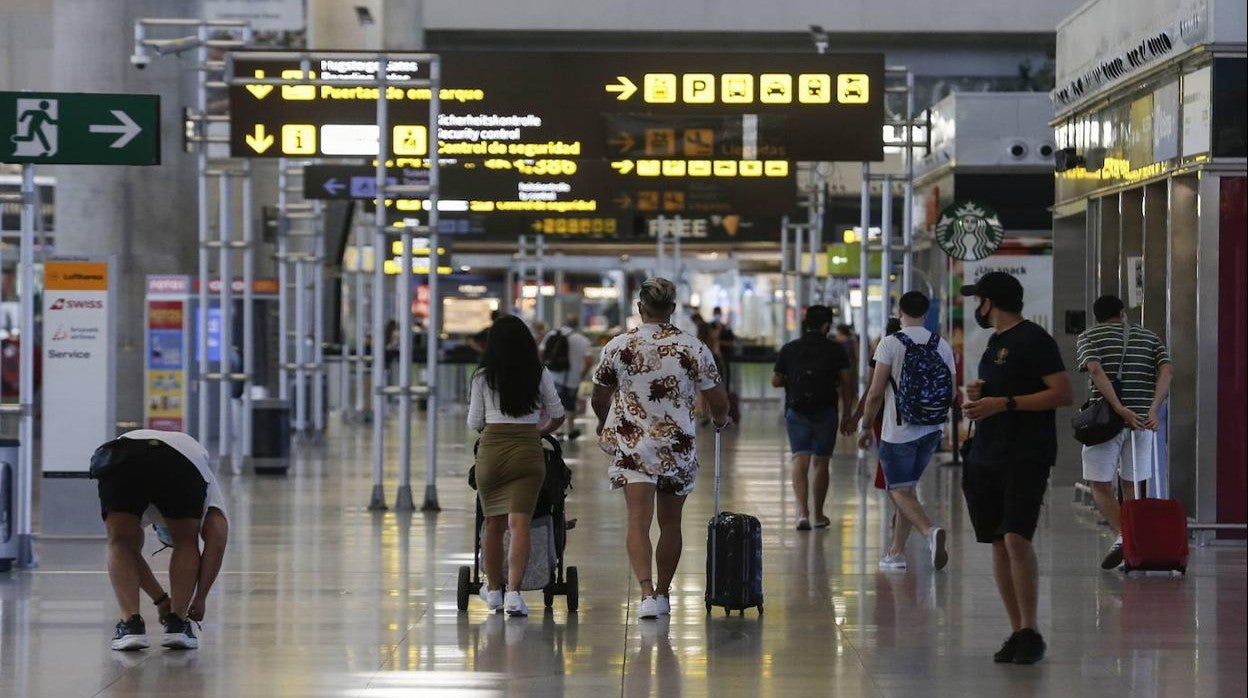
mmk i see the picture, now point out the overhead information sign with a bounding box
[302,161,794,216]
[228,51,884,161]
[1,91,160,166]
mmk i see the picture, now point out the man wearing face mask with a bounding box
[960,272,1073,666]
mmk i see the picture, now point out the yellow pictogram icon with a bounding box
[683,129,714,157]
[760,74,792,104]
[644,128,677,156]
[393,125,427,156]
[643,74,678,103]
[837,73,870,103]
[713,160,738,177]
[636,159,662,177]
[739,160,764,177]
[605,76,638,101]
[683,74,715,103]
[687,160,713,177]
[661,160,686,177]
[663,191,685,212]
[764,160,789,177]
[798,74,831,104]
[245,124,274,154]
[637,190,660,211]
[281,124,316,155]
[246,70,273,100]
[721,74,753,104]
[280,70,316,100]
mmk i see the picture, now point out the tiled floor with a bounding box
[1,408,1244,697]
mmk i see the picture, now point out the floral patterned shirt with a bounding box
[592,323,721,486]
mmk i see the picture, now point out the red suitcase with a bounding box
[1120,431,1188,574]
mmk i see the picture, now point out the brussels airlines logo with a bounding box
[48,298,104,311]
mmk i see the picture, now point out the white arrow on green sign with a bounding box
[0,91,160,165]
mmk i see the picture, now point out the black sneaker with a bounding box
[1011,628,1046,664]
[1100,541,1125,570]
[161,615,199,650]
[567,429,581,442]
[992,632,1019,663]
[111,615,149,651]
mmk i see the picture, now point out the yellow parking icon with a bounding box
[644,74,678,103]
[798,74,831,104]
[760,74,792,104]
[281,124,316,155]
[837,74,870,104]
[393,125,427,156]
[721,74,753,104]
[683,74,715,103]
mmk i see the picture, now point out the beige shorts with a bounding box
[607,463,697,497]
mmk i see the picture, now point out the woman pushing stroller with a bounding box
[468,315,566,616]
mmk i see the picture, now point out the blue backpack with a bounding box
[888,332,954,426]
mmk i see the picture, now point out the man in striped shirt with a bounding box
[1076,295,1173,570]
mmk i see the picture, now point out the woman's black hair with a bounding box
[477,314,542,418]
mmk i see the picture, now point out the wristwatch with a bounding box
[1005,396,1018,411]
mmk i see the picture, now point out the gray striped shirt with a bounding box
[1075,322,1170,414]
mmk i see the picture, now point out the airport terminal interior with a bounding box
[0,1,1245,696]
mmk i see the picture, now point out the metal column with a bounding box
[881,175,893,320]
[241,162,255,461]
[422,57,443,513]
[217,175,234,466]
[779,215,791,343]
[902,71,916,291]
[16,165,37,567]
[858,164,871,397]
[276,159,291,405]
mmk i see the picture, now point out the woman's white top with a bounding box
[467,368,565,431]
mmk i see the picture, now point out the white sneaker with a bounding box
[929,527,949,571]
[657,594,671,616]
[504,591,528,617]
[479,586,503,612]
[638,595,661,620]
[879,553,908,571]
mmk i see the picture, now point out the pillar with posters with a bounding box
[145,276,192,431]
[40,258,115,535]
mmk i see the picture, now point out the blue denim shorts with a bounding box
[878,431,942,489]
[784,408,839,458]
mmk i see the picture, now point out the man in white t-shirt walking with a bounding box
[857,292,957,572]
[541,314,595,441]
[90,430,229,651]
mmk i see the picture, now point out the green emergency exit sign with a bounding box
[0,91,160,165]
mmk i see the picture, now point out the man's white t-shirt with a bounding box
[872,327,957,444]
[542,328,595,389]
[120,429,228,526]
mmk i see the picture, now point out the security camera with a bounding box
[130,53,151,70]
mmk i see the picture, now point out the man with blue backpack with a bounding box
[857,291,956,571]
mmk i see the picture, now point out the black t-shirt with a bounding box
[969,320,1066,467]
[773,333,850,412]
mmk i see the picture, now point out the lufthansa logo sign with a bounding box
[934,201,1005,261]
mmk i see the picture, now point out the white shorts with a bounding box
[1081,429,1156,483]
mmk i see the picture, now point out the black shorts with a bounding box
[961,459,1050,543]
[92,437,208,521]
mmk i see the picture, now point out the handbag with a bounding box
[1071,322,1129,446]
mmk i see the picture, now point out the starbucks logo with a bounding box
[934,201,1005,261]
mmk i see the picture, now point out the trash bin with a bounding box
[0,438,18,572]
[250,399,291,476]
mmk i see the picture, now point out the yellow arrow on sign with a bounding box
[610,160,634,175]
[245,124,274,154]
[246,70,274,100]
[607,131,636,153]
[605,76,638,101]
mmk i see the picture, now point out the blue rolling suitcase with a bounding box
[705,430,764,616]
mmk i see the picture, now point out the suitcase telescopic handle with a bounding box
[710,428,723,601]
[1130,429,1161,500]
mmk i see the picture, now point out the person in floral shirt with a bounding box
[591,277,730,621]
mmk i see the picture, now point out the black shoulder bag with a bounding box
[1071,322,1129,446]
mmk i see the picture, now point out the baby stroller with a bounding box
[458,434,579,612]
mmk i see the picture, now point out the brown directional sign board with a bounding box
[228,51,884,162]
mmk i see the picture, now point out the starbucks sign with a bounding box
[934,201,1005,261]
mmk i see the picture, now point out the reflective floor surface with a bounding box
[2,408,1244,697]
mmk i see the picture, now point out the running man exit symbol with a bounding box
[11,98,58,157]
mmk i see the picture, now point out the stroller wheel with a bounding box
[457,566,471,611]
[566,567,579,612]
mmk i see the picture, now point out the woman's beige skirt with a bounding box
[475,424,544,517]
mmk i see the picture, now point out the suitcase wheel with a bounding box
[705,601,712,615]
[456,566,471,611]
[1178,566,1186,576]
[757,604,764,616]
